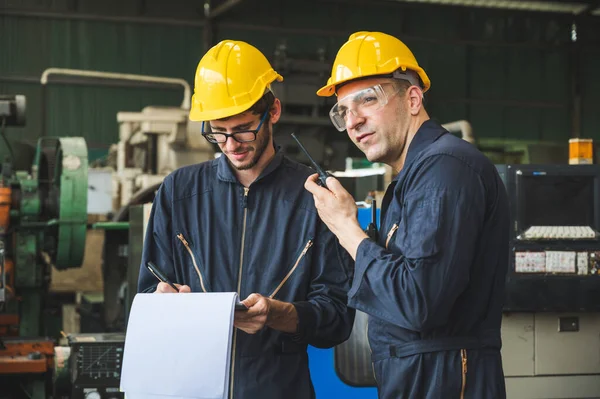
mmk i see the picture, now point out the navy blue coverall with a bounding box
[349,120,510,398]
[138,149,355,399]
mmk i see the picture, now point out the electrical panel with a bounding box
[497,164,600,312]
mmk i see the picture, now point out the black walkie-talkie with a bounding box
[291,133,332,189]
[366,198,378,241]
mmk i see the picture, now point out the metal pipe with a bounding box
[0,8,205,27]
[442,120,475,144]
[40,68,191,110]
[203,0,214,52]
[2,73,574,109]
[41,85,47,136]
[0,75,188,92]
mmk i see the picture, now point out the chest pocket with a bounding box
[381,206,401,250]
[176,233,208,292]
[268,239,313,299]
[385,224,399,249]
[397,196,442,259]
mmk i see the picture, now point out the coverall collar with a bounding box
[395,119,447,181]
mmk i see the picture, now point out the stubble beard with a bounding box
[227,126,270,171]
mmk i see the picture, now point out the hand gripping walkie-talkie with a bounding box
[291,133,332,189]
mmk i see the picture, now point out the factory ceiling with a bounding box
[386,0,600,16]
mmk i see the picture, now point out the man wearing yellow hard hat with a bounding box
[138,40,355,399]
[305,31,510,398]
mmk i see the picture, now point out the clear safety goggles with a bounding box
[329,83,400,132]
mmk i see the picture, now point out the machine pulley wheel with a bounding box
[35,137,88,269]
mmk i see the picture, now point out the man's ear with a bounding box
[270,98,282,124]
[408,86,423,116]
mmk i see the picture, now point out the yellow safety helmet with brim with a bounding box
[316,31,431,97]
[189,40,283,121]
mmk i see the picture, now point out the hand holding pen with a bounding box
[155,282,191,293]
[146,261,191,293]
[147,261,246,310]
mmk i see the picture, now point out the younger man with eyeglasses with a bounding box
[137,40,355,399]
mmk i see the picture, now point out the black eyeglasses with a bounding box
[201,109,269,144]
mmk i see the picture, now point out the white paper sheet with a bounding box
[120,292,238,399]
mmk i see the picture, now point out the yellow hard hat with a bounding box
[317,31,431,97]
[189,40,283,121]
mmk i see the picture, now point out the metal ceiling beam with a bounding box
[321,0,600,17]
[1,6,598,47]
[579,0,600,14]
[388,0,592,14]
[207,0,244,19]
[0,8,205,27]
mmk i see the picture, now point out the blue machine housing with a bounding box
[307,206,379,398]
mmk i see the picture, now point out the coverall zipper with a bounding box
[460,349,468,399]
[268,240,313,298]
[230,186,250,399]
[385,224,399,249]
[176,233,207,292]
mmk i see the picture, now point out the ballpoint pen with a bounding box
[145,261,179,292]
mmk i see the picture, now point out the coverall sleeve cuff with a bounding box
[287,301,316,343]
[141,284,157,293]
[348,238,377,300]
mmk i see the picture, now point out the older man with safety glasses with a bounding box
[138,39,355,399]
[304,31,510,399]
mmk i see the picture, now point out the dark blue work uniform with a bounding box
[138,149,355,399]
[349,120,509,398]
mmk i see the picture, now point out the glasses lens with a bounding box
[329,110,348,132]
[201,117,261,143]
[344,86,384,115]
[232,131,257,143]
[329,85,388,131]
[204,133,226,143]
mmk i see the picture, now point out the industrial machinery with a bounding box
[111,105,214,211]
[35,68,215,337]
[102,105,215,333]
[0,94,89,398]
[37,68,215,215]
[53,333,125,399]
[497,164,600,398]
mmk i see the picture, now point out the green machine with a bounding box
[0,94,89,398]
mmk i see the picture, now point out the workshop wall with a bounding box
[1,0,599,160]
[0,11,199,160]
